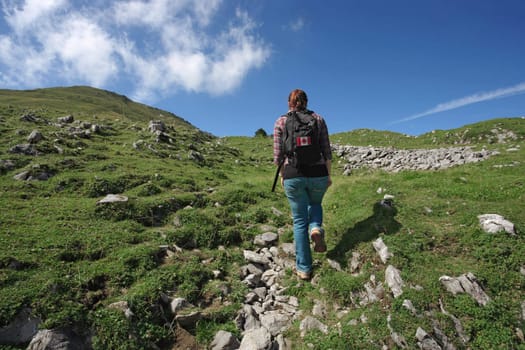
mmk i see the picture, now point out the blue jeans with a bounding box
[283,176,329,274]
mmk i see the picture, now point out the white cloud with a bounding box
[0,0,270,99]
[47,16,118,86]
[4,0,66,32]
[289,17,305,32]
[392,82,525,124]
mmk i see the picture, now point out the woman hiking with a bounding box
[273,89,332,280]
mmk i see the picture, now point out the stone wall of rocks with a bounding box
[332,144,499,174]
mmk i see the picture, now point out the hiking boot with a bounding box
[310,228,327,253]
[296,270,311,280]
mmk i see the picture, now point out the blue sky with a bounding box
[1,0,524,137]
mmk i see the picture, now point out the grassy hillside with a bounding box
[0,87,524,349]
[0,86,194,129]
[331,117,525,148]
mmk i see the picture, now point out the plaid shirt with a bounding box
[273,111,332,165]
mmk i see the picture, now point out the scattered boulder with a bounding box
[385,265,404,298]
[108,301,134,319]
[57,115,74,124]
[299,316,328,337]
[478,214,516,235]
[9,144,38,156]
[27,130,44,144]
[26,328,89,350]
[175,311,202,331]
[96,194,128,204]
[415,327,442,350]
[439,272,490,306]
[349,251,363,275]
[387,314,408,349]
[254,232,278,247]
[188,150,204,162]
[373,237,393,264]
[170,297,192,315]
[0,308,41,345]
[20,113,39,123]
[148,120,165,133]
[0,159,16,173]
[13,164,54,181]
[360,275,385,305]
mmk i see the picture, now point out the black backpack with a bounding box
[282,110,322,167]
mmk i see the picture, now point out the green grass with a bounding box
[1,87,524,349]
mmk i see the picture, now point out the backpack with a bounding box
[282,110,322,167]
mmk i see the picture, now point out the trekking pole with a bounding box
[271,160,283,192]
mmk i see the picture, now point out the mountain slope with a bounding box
[0,86,194,129]
[0,87,523,349]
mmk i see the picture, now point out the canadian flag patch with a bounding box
[296,136,312,147]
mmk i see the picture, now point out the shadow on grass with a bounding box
[327,200,402,267]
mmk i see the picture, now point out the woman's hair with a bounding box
[288,89,308,110]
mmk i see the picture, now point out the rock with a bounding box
[28,130,44,144]
[271,207,284,216]
[260,311,290,336]
[26,328,88,350]
[299,316,328,338]
[13,170,31,181]
[385,265,404,298]
[274,334,292,350]
[170,297,192,315]
[373,237,393,264]
[361,277,385,305]
[243,273,261,288]
[281,243,295,256]
[20,113,39,122]
[58,115,74,123]
[243,250,270,266]
[0,308,41,345]
[349,251,362,274]
[236,304,261,331]
[477,214,516,235]
[415,327,442,350]
[261,269,279,287]
[91,124,102,133]
[0,159,15,173]
[387,314,408,349]
[439,272,490,306]
[254,232,279,247]
[402,299,418,316]
[240,264,265,279]
[148,120,165,133]
[438,299,470,345]
[259,224,277,233]
[96,194,128,204]
[312,300,327,317]
[332,144,496,173]
[210,330,240,350]
[516,327,524,343]
[239,327,272,350]
[108,301,134,319]
[9,143,38,155]
[188,150,204,162]
[175,311,202,330]
[327,259,342,271]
